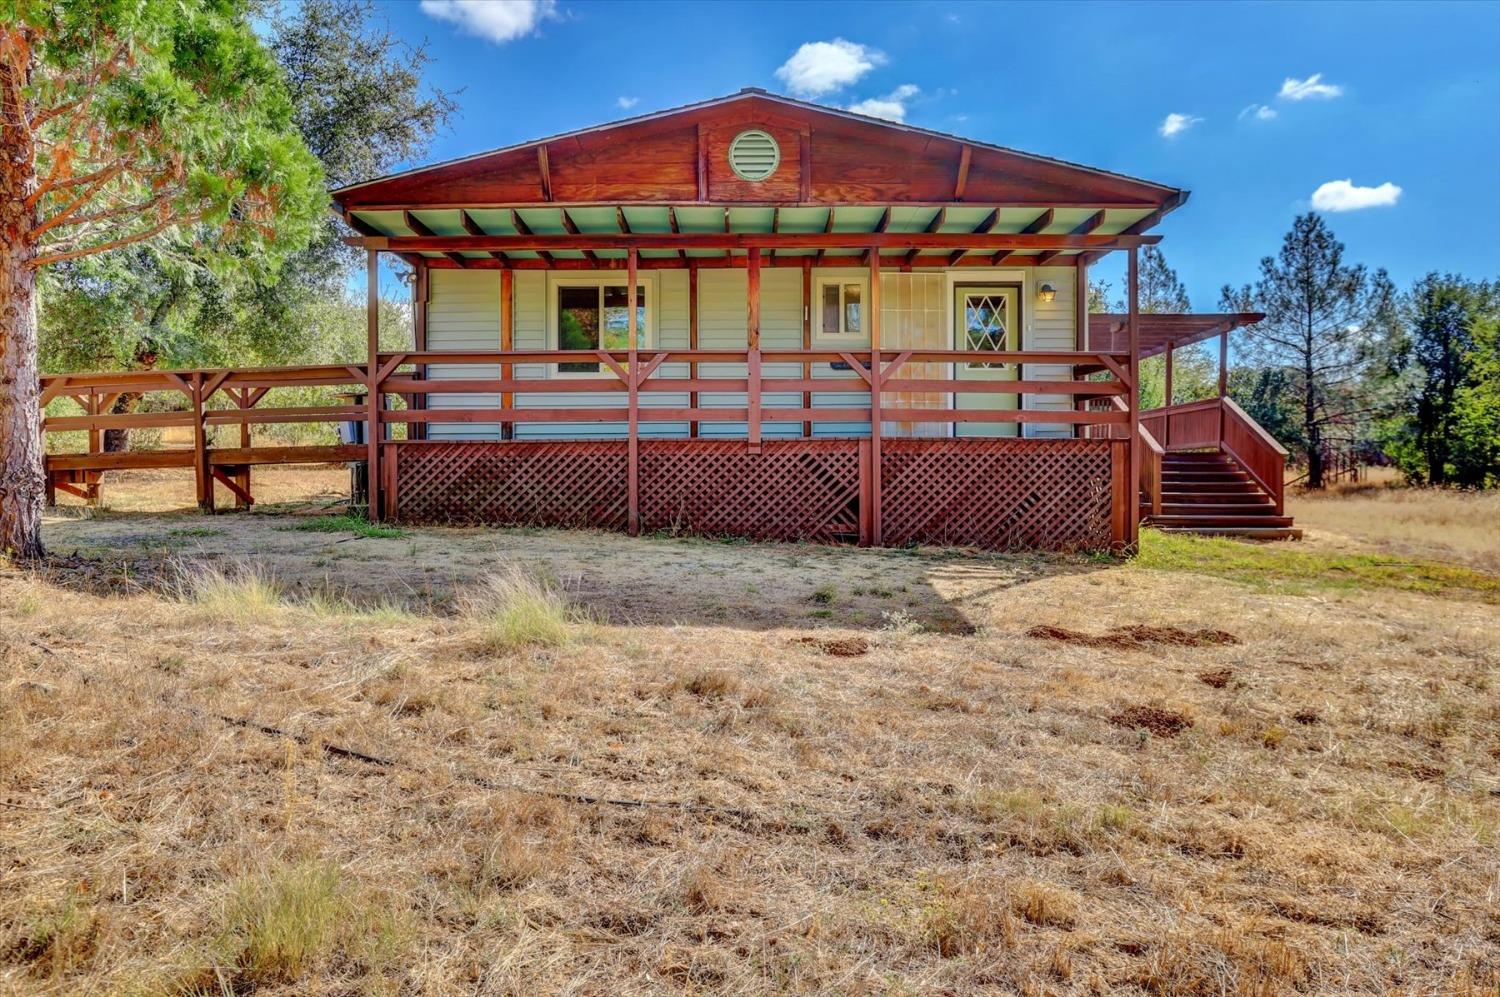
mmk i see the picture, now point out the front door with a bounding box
[954,285,1021,437]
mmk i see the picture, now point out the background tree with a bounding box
[36,0,455,393]
[1,0,325,558]
[1377,273,1499,486]
[1220,213,1395,488]
[1108,246,1215,409]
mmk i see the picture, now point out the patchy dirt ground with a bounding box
[2,466,1497,994]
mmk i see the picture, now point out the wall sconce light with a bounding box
[1037,282,1057,303]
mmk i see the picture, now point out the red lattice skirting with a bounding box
[385,438,1125,551]
[880,439,1118,552]
[387,440,629,529]
[639,440,862,542]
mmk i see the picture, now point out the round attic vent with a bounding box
[728,129,780,182]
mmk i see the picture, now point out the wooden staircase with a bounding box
[1147,450,1301,540]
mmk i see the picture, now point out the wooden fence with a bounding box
[41,346,1140,548]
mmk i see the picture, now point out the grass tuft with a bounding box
[463,565,582,652]
[175,559,285,622]
[213,861,405,986]
[289,514,406,539]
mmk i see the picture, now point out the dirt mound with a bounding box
[1109,705,1194,738]
[1026,624,1238,650]
[795,636,869,658]
[1198,668,1235,689]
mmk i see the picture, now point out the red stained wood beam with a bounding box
[403,210,468,268]
[954,144,972,201]
[559,208,599,265]
[1037,209,1106,266]
[537,145,552,201]
[367,230,1160,253]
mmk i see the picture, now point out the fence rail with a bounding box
[40,347,1138,532]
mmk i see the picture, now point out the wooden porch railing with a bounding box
[1137,396,1288,515]
[40,364,368,510]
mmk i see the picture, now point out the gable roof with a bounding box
[332,89,1187,216]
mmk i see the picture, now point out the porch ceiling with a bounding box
[349,204,1160,265]
[1088,312,1265,359]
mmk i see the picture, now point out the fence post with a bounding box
[192,372,213,513]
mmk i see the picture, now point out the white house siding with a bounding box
[1023,266,1077,439]
[424,269,500,440]
[418,264,1078,442]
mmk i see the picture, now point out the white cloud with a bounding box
[1239,103,1278,121]
[616,96,639,110]
[1158,112,1202,138]
[1311,179,1402,212]
[419,0,556,44]
[1278,73,1344,101]
[848,84,919,122]
[775,38,885,97]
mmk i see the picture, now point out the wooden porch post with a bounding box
[1126,247,1141,547]
[365,249,381,520]
[500,267,514,441]
[801,258,812,438]
[746,246,761,453]
[1074,259,1088,438]
[1163,339,1174,447]
[688,262,699,438]
[412,263,428,442]
[627,248,640,534]
[869,247,883,547]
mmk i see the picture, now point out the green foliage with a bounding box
[1219,214,1397,487]
[33,0,455,378]
[18,0,326,272]
[1227,366,1305,452]
[1377,274,1499,487]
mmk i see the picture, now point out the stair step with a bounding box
[1157,526,1304,541]
[1163,469,1249,478]
[1151,514,1295,528]
[1160,502,1275,515]
[1161,492,1267,503]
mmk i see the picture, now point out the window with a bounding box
[960,290,1017,370]
[555,282,648,374]
[816,278,866,342]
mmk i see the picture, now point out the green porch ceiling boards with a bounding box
[346,204,1160,264]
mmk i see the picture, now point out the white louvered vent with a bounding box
[727,129,780,182]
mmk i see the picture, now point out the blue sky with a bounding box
[371,0,1500,305]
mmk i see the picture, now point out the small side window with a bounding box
[816,279,868,342]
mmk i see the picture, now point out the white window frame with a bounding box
[812,275,870,346]
[546,272,658,378]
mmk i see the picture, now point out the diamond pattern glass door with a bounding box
[963,293,1011,369]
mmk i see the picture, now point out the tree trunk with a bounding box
[1304,360,1323,490]
[0,29,44,559]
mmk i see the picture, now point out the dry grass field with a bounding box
[2,466,1497,995]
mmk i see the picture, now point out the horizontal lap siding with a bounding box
[419,265,1078,443]
[697,269,803,439]
[1024,267,1075,438]
[515,271,690,440]
[426,270,500,440]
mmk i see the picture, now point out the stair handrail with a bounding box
[1219,396,1287,515]
[1106,394,1163,517]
